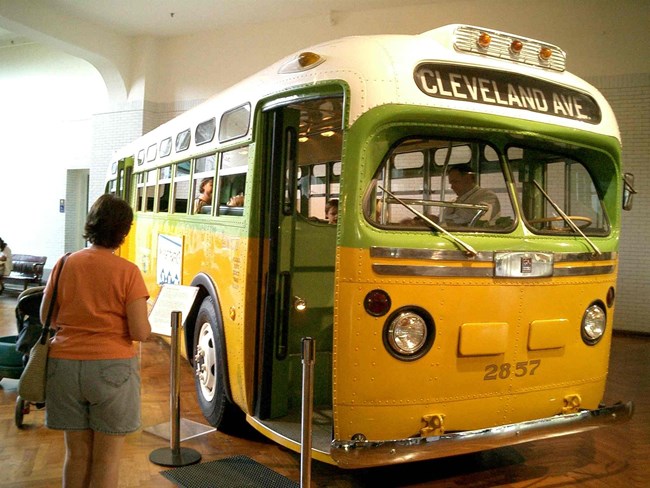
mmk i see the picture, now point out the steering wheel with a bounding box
[527,215,592,231]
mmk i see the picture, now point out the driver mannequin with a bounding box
[442,164,500,226]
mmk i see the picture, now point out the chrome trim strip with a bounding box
[372,263,615,277]
[553,265,616,276]
[554,252,616,262]
[372,264,493,277]
[370,248,617,277]
[330,401,633,468]
[371,247,615,263]
[370,247,494,261]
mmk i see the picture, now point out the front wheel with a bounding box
[192,297,243,431]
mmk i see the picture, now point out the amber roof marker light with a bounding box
[453,25,567,71]
[510,39,524,55]
[539,46,553,62]
[298,52,321,68]
[278,51,325,74]
[477,32,492,49]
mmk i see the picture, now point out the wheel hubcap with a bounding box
[195,321,217,401]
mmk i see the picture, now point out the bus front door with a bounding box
[257,106,300,419]
[257,99,339,421]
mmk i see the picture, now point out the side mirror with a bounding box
[623,173,636,211]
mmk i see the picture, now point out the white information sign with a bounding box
[149,284,199,336]
[156,234,183,285]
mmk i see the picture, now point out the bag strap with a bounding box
[39,253,70,345]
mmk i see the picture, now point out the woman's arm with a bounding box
[126,297,152,341]
[39,288,54,325]
[40,264,59,325]
[39,254,68,325]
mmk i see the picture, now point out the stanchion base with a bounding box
[145,418,216,442]
[149,446,202,467]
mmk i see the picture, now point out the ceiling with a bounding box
[0,0,438,41]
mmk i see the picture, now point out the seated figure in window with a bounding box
[227,193,244,207]
[194,177,213,214]
[217,173,246,215]
[325,198,338,224]
[222,173,246,207]
[441,164,500,226]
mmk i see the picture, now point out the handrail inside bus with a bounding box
[532,180,601,255]
[379,186,478,256]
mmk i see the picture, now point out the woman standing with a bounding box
[41,194,151,488]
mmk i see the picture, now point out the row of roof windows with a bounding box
[136,104,251,166]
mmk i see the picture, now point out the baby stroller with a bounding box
[0,286,47,427]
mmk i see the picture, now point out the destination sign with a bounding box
[414,63,601,124]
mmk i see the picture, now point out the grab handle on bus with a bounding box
[276,271,291,360]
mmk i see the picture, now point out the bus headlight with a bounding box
[383,307,434,360]
[581,302,606,345]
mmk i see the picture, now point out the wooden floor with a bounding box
[0,289,648,487]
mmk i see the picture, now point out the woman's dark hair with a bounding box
[83,194,133,249]
[0,237,5,251]
[199,177,213,193]
[326,198,339,212]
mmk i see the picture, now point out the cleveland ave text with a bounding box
[415,63,601,124]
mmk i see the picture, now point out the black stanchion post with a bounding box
[149,311,202,467]
[300,337,315,487]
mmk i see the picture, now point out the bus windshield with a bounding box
[365,138,515,231]
[507,146,609,236]
[364,138,609,236]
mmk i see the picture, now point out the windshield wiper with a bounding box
[378,186,478,256]
[532,180,601,255]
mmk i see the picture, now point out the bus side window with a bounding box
[157,166,172,213]
[192,154,216,215]
[135,173,145,211]
[217,147,248,216]
[297,161,340,222]
[218,173,246,216]
[173,179,190,213]
[173,160,191,214]
[145,170,156,212]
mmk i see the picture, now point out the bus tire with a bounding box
[192,297,242,431]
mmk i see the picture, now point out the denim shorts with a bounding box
[45,356,141,434]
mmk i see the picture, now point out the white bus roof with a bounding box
[110,24,619,172]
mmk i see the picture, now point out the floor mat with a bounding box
[160,455,299,488]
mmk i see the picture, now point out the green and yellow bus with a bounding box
[107,24,634,467]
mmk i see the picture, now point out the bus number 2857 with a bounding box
[483,360,541,381]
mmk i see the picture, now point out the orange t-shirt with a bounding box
[47,247,150,360]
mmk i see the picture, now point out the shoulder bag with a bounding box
[17,254,68,403]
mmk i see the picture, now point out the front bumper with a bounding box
[331,401,633,468]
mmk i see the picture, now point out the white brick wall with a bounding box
[89,99,204,207]
[588,74,650,333]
